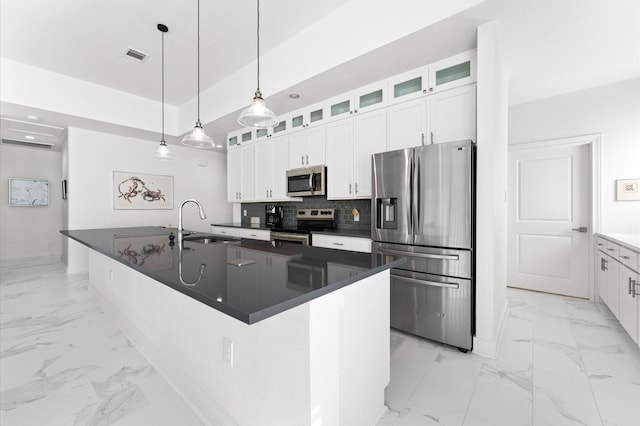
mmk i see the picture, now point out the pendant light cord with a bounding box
[197,0,201,121]
[161,29,165,141]
[256,0,260,93]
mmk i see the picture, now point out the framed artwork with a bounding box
[9,178,49,206]
[616,178,640,201]
[113,171,173,210]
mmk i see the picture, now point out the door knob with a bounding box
[571,227,588,232]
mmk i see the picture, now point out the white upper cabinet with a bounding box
[326,110,387,199]
[254,136,293,201]
[288,126,326,168]
[326,119,355,199]
[428,49,477,94]
[388,97,427,150]
[355,80,388,113]
[388,66,429,104]
[326,93,355,123]
[227,49,478,203]
[428,84,476,144]
[353,109,387,197]
[227,144,255,202]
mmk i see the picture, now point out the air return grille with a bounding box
[125,48,148,62]
[2,139,54,149]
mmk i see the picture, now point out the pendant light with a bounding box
[182,0,214,148]
[154,23,176,160]
[237,0,278,128]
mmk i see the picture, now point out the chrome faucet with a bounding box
[178,198,207,240]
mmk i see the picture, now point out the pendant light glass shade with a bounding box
[154,140,176,160]
[238,0,277,129]
[238,90,278,128]
[182,120,214,148]
[182,0,214,148]
[154,24,175,161]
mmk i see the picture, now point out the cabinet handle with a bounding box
[602,258,608,271]
[221,231,227,234]
[266,189,269,198]
[354,109,358,113]
[421,133,425,146]
[606,248,615,251]
[430,131,434,144]
[250,234,257,237]
[333,242,344,246]
[269,189,273,198]
[429,87,434,92]
[301,155,304,165]
[355,182,358,194]
[629,277,634,296]
[621,255,630,259]
[306,155,309,164]
[349,183,352,194]
[571,227,588,232]
[597,243,604,246]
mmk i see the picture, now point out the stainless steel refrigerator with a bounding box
[372,140,475,351]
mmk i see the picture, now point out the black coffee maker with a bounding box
[265,205,283,228]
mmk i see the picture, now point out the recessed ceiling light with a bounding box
[27,115,40,121]
[216,144,223,148]
[287,93,300,99]
[25,135,35,140]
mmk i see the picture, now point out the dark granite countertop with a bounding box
[211,223,372,238]
[61,227,402,325]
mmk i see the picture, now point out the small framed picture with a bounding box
[616,179,640,201]
[9,178,49,206]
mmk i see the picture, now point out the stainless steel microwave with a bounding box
[286,165,326,197]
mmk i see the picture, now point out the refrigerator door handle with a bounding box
[415,154,421,235]
[407,154,414,236]
[392,274,460,289]
[378,247,459,260]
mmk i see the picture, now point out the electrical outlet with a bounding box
[223,337,234,367]
[243,209,247,217]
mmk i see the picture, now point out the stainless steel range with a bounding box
[270,208,336,246]
[372,140,475,352]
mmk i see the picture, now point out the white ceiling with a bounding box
[1,0,638,148]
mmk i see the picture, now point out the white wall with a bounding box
[509,78,640,233]
[474,21,509,357]
[0,144,63,260]
[65,127,232,273]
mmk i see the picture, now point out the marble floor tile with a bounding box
[3,259,640,426]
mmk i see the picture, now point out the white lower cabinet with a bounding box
[595,234,640,346]
[211,226,270,241]
[326,109,387,199]
[312,234,372,253]
[620,266,639,344]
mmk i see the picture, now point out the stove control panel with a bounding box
[296,208,335,220]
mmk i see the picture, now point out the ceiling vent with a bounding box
[125,47,148,62]
[2,138,55,149]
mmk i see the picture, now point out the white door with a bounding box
[507,143,590,298]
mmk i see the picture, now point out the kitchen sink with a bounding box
[183,235,235,244]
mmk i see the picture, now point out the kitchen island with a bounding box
[61,227,403,426]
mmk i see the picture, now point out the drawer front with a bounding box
[312,234,372,253]
[596,236,608,252]
[620,246,640,273]
[605,240,620,258]
[373,242,472,279]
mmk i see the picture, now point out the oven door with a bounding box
[270,232,310,246]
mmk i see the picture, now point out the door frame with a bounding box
[508,133,602,300]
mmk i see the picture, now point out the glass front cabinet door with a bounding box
[428,49,477,94]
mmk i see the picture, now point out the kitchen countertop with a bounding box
[596,233,640,252]
[211,222,373,238]
[61,227,402,324]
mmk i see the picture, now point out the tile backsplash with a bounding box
[241,197,371,231]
